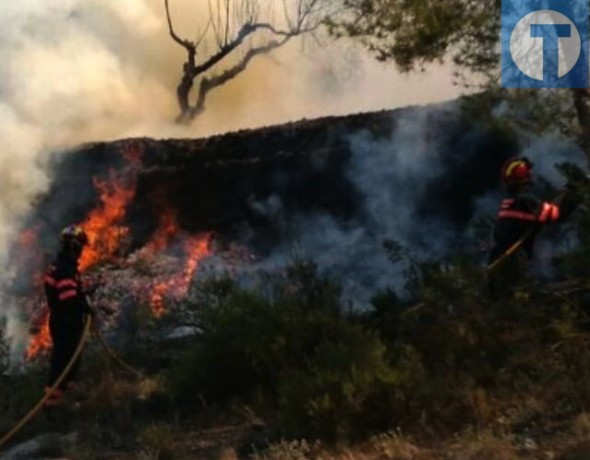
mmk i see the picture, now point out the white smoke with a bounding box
[0,0,171,359]
[223,103,462,303]
[0,0,462,362]
[222,103,588,305]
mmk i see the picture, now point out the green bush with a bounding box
[278,323,399,440]
[166,262,344,411]
[162,248,590,443]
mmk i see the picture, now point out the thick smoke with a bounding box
[220,103,587,305]
[227,103,464,302]
[0,0,460,358]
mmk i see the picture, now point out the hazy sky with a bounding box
[0,0,466,144]
[144,0,465,136]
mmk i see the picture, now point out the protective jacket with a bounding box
[44,251,90,318]
[488,189,579,265]
[487,187,580,299]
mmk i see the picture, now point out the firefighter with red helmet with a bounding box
[488,157,580,298]
[41,225,94,406]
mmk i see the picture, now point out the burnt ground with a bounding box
[32,102,515,257]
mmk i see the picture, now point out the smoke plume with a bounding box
[0,0,458,359]
[224,104,587,304]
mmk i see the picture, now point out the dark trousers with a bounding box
[47,313,84,390]
[488,250,529,301]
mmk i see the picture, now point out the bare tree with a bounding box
[165,0,331,123]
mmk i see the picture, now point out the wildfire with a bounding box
[146,209,178,253]
[148,215,213,317]
[25,143,142,359]
[183,236,211,288]
[25,311,51,360]
[22,142,218,359]
[79,142,142,272]
[79,176,135,272]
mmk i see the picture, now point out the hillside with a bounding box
[1,101,590,459]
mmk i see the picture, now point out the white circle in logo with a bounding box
[510,9,581,81]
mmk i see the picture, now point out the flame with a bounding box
[79,144,142,272]
[78,176,134,272]
[22,142,218,358]
[149,232,212,318]
[26,310,51,360]
[183,235,211,287]
[146,208,178,253]
[15,226,49,360]
[26,143,142,359]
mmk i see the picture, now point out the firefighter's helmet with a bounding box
[501,157,533,185]
[60,225,88,247]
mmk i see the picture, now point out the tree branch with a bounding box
[169,0,329,123]
[164,0,195,50]
[190,35,293,119]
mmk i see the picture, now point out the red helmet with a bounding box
[501,157,533,185]
[60,225,88,247]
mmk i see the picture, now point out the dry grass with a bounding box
[442,431,519,460]
[251,439,321,460]
[572,413,590,441]
[214,447,239,460]
[250,433,425,460]
[79,371,163,411]
[137,423,178,460]
[365,431,422,460]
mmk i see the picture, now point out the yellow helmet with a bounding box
[60,225,88,247]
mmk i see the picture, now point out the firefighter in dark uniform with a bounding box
[488,157,580,299]
[42,225,93,406]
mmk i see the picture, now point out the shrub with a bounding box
[251,439,321,460]
[137,423,177,460]
[278,323,399,440]
[166,262,344,411]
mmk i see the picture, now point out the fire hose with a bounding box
[0,315,93,450]
[93,330,142,379]
[487,190,566,273]
[404,191,570,316]
[0,314,143,450]
[486,225,537,272]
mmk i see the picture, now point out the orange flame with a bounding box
[26,310,51,360]
[78,175,135,272]
[183,235,212,288]
[149,232,212,318]
[26,143,142,359]
[15,226,50,360]
[146,209,178,253]
[79,144,142,272]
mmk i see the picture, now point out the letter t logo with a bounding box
[530,24,571,82]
